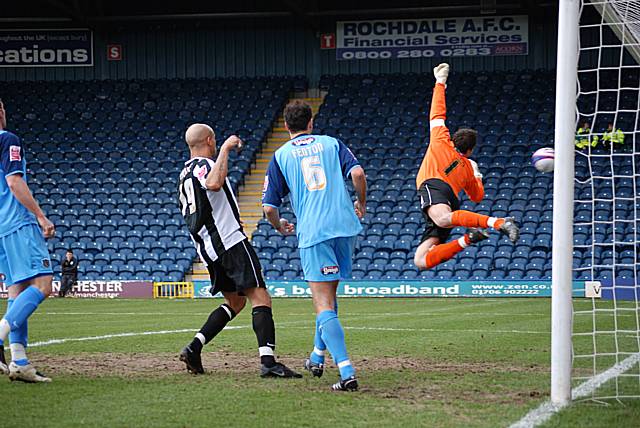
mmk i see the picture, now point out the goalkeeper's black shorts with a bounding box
[418,178,460,243]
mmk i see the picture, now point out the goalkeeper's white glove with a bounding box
[433,63,449,84]
[469,159,483,179]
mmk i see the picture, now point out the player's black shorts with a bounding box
[417,178,460,243]
[207,239,266,296]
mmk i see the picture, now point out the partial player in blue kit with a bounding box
[0,99,56,383]
[262,100,367,391]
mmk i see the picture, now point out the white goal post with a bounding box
[552,0,640,407]
[551,0,580,407]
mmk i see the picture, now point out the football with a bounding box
[531,147,555,172]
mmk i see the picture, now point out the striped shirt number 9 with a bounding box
[301,155,326,191]
[180,178,197,215]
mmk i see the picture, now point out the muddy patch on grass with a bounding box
[354,357,548,405]
[29,351,277,378]
[28,352,546,404]
[360,383,548,406]
[356,356,547,374]
[31,351,543,376]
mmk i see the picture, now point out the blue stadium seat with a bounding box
[6,73,629,282]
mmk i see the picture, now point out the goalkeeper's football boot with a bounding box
[260,362,302,378]
[179,345,204,375]
[303,358,324,378]
[8,362,51,383]
[499,217,520,243]
[331,375,358,392]
[0,345,8,375]
[467,228,490,244]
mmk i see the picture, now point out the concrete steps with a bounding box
[234,95,323,239]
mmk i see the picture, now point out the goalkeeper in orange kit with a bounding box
[413,63,520,270]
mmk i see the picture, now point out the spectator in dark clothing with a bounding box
[59,249,78,298]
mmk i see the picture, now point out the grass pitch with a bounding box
[1,297,639,427]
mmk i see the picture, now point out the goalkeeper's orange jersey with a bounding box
[415,82,484,203]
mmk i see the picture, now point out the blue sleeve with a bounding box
[337,139,360,179]
[262,157,289,208]
[0,133,24,178]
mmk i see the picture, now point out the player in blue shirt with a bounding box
[262,100,367,391]
[0,99,55,383]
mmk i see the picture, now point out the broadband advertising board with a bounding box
[336,15,528,60]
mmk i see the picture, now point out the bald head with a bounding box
[185,123,215,148]
[185,123,216,159]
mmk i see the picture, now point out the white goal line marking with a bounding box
[28,327,244,348]
[25,302,519,348]
[509,352,640,428]
[27,319,315,348]
[32,311,548,317]
[37,312,219,316]
[35,311,549,317]
[28,322,552,349]
[33,299,518,319]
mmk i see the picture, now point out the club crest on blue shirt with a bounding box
[42,259,50,268]
[321,265,339,275]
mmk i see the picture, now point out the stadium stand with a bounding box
[1,70,635,283]
[0,77,302,281]
[252,70,639,282]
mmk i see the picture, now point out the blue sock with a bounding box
[318,310,355,380]
[4,286,45,332]
[7,299,28,348]
[309,299,340,364]
[309,317,326,365]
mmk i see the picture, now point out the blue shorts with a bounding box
[0,223,52,287]
[300,236,356,282]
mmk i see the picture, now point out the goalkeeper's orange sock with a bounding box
[425,235,470,269]
[451,210,504,230]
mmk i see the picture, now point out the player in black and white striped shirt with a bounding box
[177,123,300,379]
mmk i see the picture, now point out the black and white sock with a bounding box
[190,304,236,353]
[252,306,276,367]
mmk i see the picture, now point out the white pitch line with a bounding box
[36,312,215,316]
[27,319,313,348]
[29,326,245,348]
[32,300,522,319]
[509,352,640,428]
[31,297,516,319]
[27,321,552,349]
[35,311,549,317]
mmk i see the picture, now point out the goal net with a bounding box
[572,0,640,402]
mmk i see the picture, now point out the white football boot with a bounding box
[8,362,51,383]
